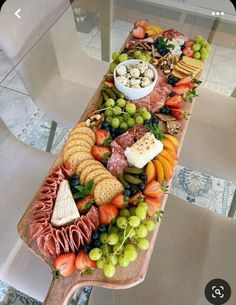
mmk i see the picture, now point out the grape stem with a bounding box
[92,107,126,115]
[113,226,134,256]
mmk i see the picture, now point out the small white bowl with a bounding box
[114,59,158,100]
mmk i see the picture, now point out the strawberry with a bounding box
[144,197,161,217]
[129,191,144,205]
[183,47,194,57]
[175,76,193,86]
[170,108,190,121]
[184,41,193,48]
[99,204,118,225]
[165,95,183,108]
[95,129,112,146]
[53,253,75,277]
[76,195,94,214]
[134,20,146,29]
[75,250,96,273]
[132,26,145,39]
[104,80,114,88]
[111,193,128,209]
[91,145,111,162]
[171,84,190,95]
[143,181,164,199]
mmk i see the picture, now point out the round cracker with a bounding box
[94,178,124,205]
[80,164,105,184]
[68,133,94,147]
[68,152,93,171]
[76,160,103,175]
[64,138,91,150]
[92,174,115,192]
[69,126,95,141]
[85,169,111,185]
[63,145,91,161]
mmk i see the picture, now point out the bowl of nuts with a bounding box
[114,59,158,100]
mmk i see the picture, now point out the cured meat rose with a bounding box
[134,69,171,112]
[107,141,128,177]
[115,131,134,149]
[129,125,148,141]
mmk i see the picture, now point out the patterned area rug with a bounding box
[1,166,235,305]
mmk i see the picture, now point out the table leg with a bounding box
[46,120,57,153]
[228,189,236,218]
[100,0,113,62]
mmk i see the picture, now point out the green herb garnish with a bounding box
[185,88,198,103]
[145,121,164,141]
[73,180,94,199]
[156,37,174,49]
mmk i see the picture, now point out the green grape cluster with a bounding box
[104,98,151,130]
[88,202,156,278]
[192,35,211,60]
[110,50,152,72]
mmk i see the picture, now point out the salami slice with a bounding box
[44,233,59,257]
[76,221,90,245]
[61,161,73,178]
[37,195,53,205]
[115,131,134,149]
[55,229,69,254]
[87,206,100,229]
[43,177,58,189]
[29,223,44,240]
[68,224,83,251]
[107,141,128,177]
[64,226,76,253]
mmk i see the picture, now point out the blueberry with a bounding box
[70,179,80,187]
[151,116,159,124]
[169,92,176,97]
[160,107,166,114]
[140,173,147,180]
[130,185,139,195]
[165,106,171,114]
[92,231,99,240]
[173,77,180,83]
[138,183,145,190]
[83,245,91,253]
[168,75,174,81]
[92,239,101,247]
[98,225,107,233]
[101,121,110,129]
[111,132,116,139]
[123,189,131,197]
[144,119,151,125]
[70,174,79,180]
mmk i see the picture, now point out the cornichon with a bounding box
[97,94,104,108]
[118,174,130,188]
[101,91,109,101]
[112,87,125,98]
[124,174,143,185]
[124,167,144,174]
[106,88,117,100]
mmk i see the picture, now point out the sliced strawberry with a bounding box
[143,181,164,199]
[134,20,146,29]
[165,95,183,108]
[132,26,145,39]
[111,193,128,209]
[91,145,111,162]
[183,47,194,57]
[171,84,189,95]
[170,108,190,121]
[76,195,94,214]
[53,253,75,277]
[75,250,96,273]
[144,197,161,217]
[175,76,193,86]
[129,191,144,205]
[95,129,112,146]
[99,204,118,225]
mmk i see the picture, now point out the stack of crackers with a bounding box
[77,160,124,205]
[63,122,95,171]
[172,56,203,78]
[63,121,124,204]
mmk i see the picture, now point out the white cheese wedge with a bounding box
[124,132,163,168]
[51,180,80,227]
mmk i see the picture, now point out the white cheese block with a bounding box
[51,180,80,227]
[124,132,163,168]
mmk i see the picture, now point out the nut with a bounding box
[90,114,101,121]
[85,119,91,126]
[164,69,171,74]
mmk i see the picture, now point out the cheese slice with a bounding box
[51,180,80,227]
[124,132,163,168]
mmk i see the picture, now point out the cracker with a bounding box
[69,127,95,142]
[182,56,203,68]
[63,145,91,161]
[68,152,93,171]
[177,61,199,72]
[93,173,114,187]
[80,165,105,184]
[85,169,112,185]
[172,69,187,79]
[68,133,94,147]
[175,65,192,75]
[64,139,91,150]
[94,178,124,205]
[76,160,103,175]
[75,122,87,128]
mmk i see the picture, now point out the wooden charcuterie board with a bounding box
[17,29,199,305]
